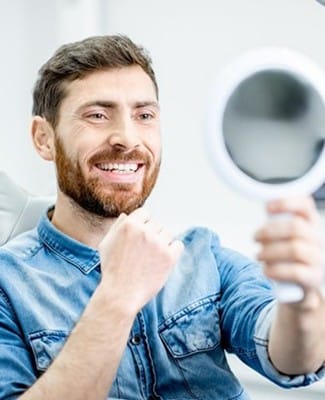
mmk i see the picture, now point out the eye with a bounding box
[90,112,106,120]
[84,111,109,123]
[139,112,154,121]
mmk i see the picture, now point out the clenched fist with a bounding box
[98,207,184,315]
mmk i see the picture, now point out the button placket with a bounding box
[128,311,159,399]
[130,334,141,345]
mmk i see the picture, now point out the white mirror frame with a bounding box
[206,47,325,201]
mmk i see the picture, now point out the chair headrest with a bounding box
[0,172,54,246]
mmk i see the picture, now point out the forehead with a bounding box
[61,66,158,109]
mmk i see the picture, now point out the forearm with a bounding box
[269,292,325,375]
[20,283,135,400]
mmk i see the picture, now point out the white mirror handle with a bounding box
[274,281,304,303]
[268,212,304,303]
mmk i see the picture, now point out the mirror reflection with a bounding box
[223,70,325,183]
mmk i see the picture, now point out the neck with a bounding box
[51,192,117,248]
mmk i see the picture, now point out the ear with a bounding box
[31,116,55,161]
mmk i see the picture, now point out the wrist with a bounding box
[291,289,324,312]
[94,281,139,321]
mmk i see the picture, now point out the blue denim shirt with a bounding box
[0,213,324,399]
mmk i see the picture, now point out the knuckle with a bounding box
[123,219,138,234]
[290,240,303,259]
[307,196,316,211]
[311,247,322,266]
[291,267,304,284]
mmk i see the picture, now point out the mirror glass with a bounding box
[223,70,325,184]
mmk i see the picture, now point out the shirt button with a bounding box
[130,335,141,345]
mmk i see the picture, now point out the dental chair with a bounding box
[0,171,54,246]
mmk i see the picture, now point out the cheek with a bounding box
[56,140,82,171]
[146,133,162,160]
[154,143,162,165]
[68,136,93,165]
[76,149,93,172]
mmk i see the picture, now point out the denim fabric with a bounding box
[0,213,324,399]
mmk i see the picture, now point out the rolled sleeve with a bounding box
[254,300,325,388]
[0,289,36,399]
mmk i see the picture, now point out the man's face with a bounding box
[53,66,161,217]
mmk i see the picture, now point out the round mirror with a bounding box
[206,48,325,201]
[206,48,325,302]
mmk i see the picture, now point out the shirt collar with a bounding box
[37,209,100,274]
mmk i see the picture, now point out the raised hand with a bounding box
[98,207,184,314]
[255,197,324,302]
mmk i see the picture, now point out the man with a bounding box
[0,35,324,400]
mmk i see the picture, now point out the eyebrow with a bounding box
[77,100,160,112]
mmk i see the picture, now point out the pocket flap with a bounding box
[159,297,220,358]
[29,330,69,371]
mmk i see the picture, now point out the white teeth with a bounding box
[97,162,138,173]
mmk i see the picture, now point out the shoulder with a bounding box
[0,228,45,296]
[178,225,260,275]
[178,226,250,262]
[177,226,220,247]
[0,228,42,261]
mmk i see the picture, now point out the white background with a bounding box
[0,1,324,397]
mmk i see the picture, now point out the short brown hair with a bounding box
[32,35,158,127]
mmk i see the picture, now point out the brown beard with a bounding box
[54,136,160,217]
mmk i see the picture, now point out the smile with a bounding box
[96,162,140,174]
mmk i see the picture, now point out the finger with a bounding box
[263,262,325,290]
[127,207,151,224]
[144,218,164,235]
[111,212,128,227]
[104,213,128,237]
[257,240,321,266]
[255,216,320,244]
[156,227,175,245]
[266,196,319,224]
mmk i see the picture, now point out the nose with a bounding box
[107,114,141,150]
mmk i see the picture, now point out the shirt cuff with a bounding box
[254,300,325,388]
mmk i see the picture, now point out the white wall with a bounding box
[102,0,325,257]
[1,0,325,256]
[0,0,104,196]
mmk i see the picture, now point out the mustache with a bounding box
[89,148,150,165]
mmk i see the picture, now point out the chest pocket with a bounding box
[158,296,243,399]
[28,330,70,372]
[159,296,221,357]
